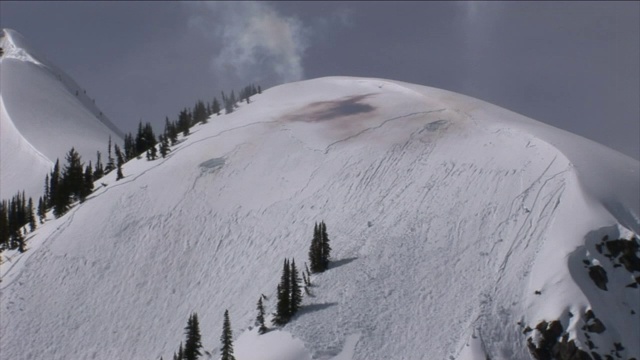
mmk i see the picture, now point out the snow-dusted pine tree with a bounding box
[220,310,235,360]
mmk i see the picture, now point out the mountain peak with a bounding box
[1,28,44,66]
[1,28,124,199]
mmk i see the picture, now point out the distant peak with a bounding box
[0,28,43,66]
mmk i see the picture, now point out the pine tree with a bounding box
[49,160,60,208]
[27,198,36,232]
[94,151,104,179]
[320,221,331,270]
[211,97,221,115]
[274,259,291,325]
[62,147,85,203]
[81,162,94,202]
[212,97,221,116]
[124,132,136,160]
[183,313,202,360]
[105,136,116,174]
[256,297,267,334]
[43,174,50,208]
[0,202,8,250]
[290,259,302,316]
[220,309,235,360]
[37,197,46,224]
[14,229,25,253]
[159,135,170,158]
[309,223,323,273]
[178,109,191,136]
[115,144,124,181]
[164,117,178,145]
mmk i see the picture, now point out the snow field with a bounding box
[1,76,638,360]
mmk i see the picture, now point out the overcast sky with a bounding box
[1,1,638,159]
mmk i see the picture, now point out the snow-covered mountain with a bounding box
[0,28,123,199]
[1,76,638,360]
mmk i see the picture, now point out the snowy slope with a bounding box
[0,28,123,199]
[1,76,638,360]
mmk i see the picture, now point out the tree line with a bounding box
[163,221,332,360]
[0,83,262,255]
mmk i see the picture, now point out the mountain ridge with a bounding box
[0,28,124,199]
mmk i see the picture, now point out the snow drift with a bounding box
[0,28,123,199]
[1,76,638,360]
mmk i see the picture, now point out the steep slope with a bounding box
[0,28,123,199]
[1,77,638,360]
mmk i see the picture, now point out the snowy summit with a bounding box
[0,28,123,199]
[0,30,639,360]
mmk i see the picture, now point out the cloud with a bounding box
[186,2,309,88]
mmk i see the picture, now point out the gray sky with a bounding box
[1,1,638,159]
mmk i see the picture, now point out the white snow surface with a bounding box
[0,28,123,199]
[1,75,638,360]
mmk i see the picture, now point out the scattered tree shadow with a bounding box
[298,302,338,317]
[330,257,358,270]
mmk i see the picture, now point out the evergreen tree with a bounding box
[124,132,136,160]
[309,222,331,273]
[159,135,170,158]
[230,90,237,109]
[290,259,302,316]
[308,223,323,273]
[165,117,178,145]
[222,91,234,114]
[81,163,94,202]
[94,151,104,179]
[53,153,77,218]
[220,309,235,360]
[27,198,36,232]
[49,160,60,208]
[14,229,26,253]
[105,136,116,174]
[43,173,50,208]
[37,196,46,224]
[183,313,202,360]
[115,144,124,181]
[62,147,85,203]
[178,109,191,136]
[192,100,208,124]
[212,97,221,116]
[274,259,291,325]
[320,221,331,270]
[256,297,267,334]
[0,201,8,250]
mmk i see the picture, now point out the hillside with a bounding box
[1,76,638,360]
[0,28,123,199]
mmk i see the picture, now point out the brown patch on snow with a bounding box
[282,94,377,124]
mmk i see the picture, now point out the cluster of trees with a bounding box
[163,221,332,359]
[169,310,235,360]
[0,83,264,256]
[0,192,34,252]
[308,221,331,273]
[0,139,125,253]
[221,84,261,115]
[44,148,96,218]
[272,258,304,326]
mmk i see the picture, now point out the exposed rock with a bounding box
[588,265,608,290]
[601,236,640,272]
[527,321,594,360]
[586,318,606,334]
[552,334,593,360]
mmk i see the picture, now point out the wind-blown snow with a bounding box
[1,76,638,360]
[0,29,123,199]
